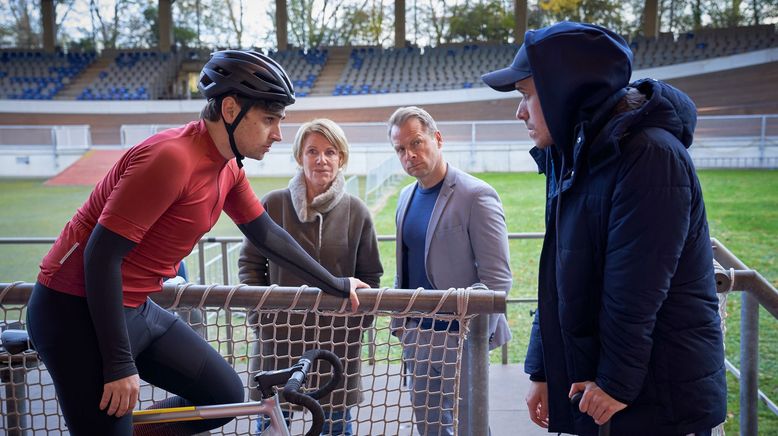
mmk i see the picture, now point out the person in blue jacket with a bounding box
[482,22,726,435]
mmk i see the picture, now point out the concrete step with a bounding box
[56,55,114,99]
[310,48,351,96]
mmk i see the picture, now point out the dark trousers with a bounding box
[27,283,244,435]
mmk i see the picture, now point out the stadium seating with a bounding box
[175,47,326,98]
[1,25,775,100]
[333,25,776,95]
[631,24,778,69]
[266,48,328,97]
[77,51,178,100]
[0,50,96,100]
[332,44,518,95]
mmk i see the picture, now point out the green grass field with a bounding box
[0,170,776,433]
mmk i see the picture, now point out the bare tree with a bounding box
[55,0,77,40]
[89,0,123,49]
[422,0,449,45]
[4,0,40,48]
[286,0,352,47]
[224,0,245,47]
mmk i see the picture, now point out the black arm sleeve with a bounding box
[238,212,350,298]
[83,223,138,383]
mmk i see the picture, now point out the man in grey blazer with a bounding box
[388,106,512,435]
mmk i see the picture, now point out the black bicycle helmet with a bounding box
[198,50,295,105]
[198,50,295,168]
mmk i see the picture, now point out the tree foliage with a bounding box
[749,0,778,25]
[1,0,776,50]
[537,0,628,34]
[448,0,515,43]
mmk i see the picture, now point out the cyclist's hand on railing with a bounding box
[101,373,140,417]
[347,278,368,313]
[569,381,626,426]
[526,381,549,428]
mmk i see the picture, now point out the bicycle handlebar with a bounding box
[281,349,343,436]
[570,391,612,436]
[0,329,32,355]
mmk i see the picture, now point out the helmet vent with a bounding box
[253,69,270,78]
[200,75,213,87]
[241,80,258,91]
[214,66,230,77]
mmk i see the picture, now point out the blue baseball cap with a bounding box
[481,44,532,92]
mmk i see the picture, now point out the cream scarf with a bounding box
[287,168,346,223]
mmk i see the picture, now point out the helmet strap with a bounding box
[220,97,251,169]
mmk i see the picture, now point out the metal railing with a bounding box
[1,234,776,434]
[365,155,405,205]
[711,238,778,435]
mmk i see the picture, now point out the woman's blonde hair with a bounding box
[292,118,350,168]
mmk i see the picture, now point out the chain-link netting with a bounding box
[1,282,493,435]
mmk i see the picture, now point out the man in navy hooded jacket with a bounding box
[482,22,726,435]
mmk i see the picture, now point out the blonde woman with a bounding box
[239,118,382,435]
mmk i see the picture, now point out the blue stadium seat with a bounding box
[0,50,96,100]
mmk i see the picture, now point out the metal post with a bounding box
[759,115,767,167]
[470,123,477,170]
[1,363,30,436]
[221,242,234,362]
[711,238,765,435]
[220,242,230,285]
[366,326,376,365]
[468,314,490,435]
[50,126,58,166]
[185,240,208,339]
[741,293,759,436]
[198,240,206,285]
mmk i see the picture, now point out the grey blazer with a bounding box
[393,164,512,349]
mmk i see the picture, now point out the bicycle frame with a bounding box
[133,396,289,436]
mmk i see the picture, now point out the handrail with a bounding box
[712,238,778,318]
[1,235,773,313]
[711,237,778,434]
[1,235,773,314]
[0,282,506,315]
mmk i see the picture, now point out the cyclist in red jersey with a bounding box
[26,50,367,435]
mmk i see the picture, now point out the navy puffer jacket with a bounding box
[522,22,726,435]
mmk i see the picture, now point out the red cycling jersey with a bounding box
[38,120,264,307]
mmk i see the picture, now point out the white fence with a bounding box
[0,115,775,179]
[116,115,778,172]
[690,115,778,168]
[0,125,91,177]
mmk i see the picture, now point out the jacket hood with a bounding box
[581,78,698,174]
[624,78,697,149]
[524,22,633,159]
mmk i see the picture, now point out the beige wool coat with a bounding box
[238,170,383,408]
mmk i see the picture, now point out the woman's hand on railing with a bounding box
[347,277,368,313]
